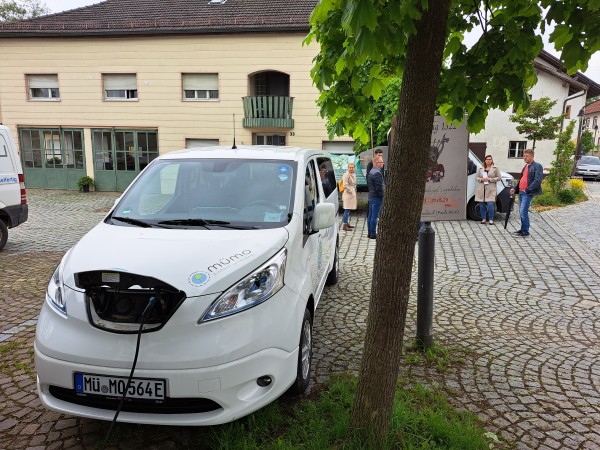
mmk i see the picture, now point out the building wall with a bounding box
[0,33,337,169]
[470,64,586,174]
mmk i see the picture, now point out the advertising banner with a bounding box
[420,116,468,221]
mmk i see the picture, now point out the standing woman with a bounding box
[475,155,502,225]
[341,162,357,231]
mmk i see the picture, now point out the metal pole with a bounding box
[416,221,434,349]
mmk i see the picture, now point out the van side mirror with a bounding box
[312,203,335,230]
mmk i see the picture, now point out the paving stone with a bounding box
[1,185,600,449]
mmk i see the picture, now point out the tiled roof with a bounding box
[585,99,600,115]
[0,0,318,36]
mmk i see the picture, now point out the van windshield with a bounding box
[109,159,297,229]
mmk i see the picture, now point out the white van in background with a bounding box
[0,125,28,250]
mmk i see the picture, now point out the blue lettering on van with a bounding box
[0,176,18,184]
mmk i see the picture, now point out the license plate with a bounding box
[74,372,166,400]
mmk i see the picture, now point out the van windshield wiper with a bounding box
[111,216,155,228]
[158,219,258,230]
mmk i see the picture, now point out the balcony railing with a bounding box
[242,96,294,129]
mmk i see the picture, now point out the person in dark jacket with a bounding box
[366,148,384,179]
[510,148,543,237]
[367,159,385,240]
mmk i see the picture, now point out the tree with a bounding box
[0,0,49,22]
[547,121,576,194]
[307,0,599,445]
[581,129,595,155]
[509,97,564,151]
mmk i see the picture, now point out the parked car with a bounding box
[0,125,28,250]
[575,155,600,180]
[35,146,339,426]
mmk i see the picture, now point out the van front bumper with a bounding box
[35,343,298,426]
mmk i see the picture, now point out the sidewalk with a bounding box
[1,185,599,449]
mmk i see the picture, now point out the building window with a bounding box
[103,74,138,100]
[182,73,219,100]
[92,129,158,171]
[593,116,598,129]
[565,105,571,119]
[508,141,527,159]
[254,133,286,145]
[19,128,84,169]
[27,74,59,100]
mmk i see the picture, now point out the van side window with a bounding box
[0,136,8,157]
[303,162,317,233]
[316,157,335,198]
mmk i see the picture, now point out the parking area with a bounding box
[1,185,600,449]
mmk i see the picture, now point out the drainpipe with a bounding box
[560,89,587,134]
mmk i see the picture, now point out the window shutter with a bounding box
[28,75,58,89]
[104,74,137,90]
[183,74,218,91]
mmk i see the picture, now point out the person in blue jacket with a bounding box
[510,148,543,237]
[367,158,385,240]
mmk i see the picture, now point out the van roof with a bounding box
[160,145,327,162]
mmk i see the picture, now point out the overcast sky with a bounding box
[44,0,600,85]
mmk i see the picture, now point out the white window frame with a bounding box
[508,141,527,159]
[182,73,219,101]
[27,74,60,101]
[103,74,138,101]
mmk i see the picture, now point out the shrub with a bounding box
[532,192,560,207]
[76,176,95,191]
[568,178,585,191]
[547,121,576,194]
[557,189,576,204]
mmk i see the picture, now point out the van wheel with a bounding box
[289,309,312,394]
[466,199,482,221]
[325,242,339,286]
[0,220,7,250]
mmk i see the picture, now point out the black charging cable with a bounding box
[101,295,158,450]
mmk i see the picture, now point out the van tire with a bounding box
[0,220,7,250]
[289,308,312,394]
[325,242,339,286]
[466,198,482,221]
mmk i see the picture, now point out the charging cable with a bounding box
[101,295,158,449]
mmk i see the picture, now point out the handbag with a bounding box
[338,179,344,193]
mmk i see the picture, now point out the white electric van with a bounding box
[35,146,339,426]
[0,125,28,250]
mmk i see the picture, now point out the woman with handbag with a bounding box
[341,162,357,231]
[475,155,502,225]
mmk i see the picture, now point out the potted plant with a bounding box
[76,175,94,193]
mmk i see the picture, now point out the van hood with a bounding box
[62,222,289,296]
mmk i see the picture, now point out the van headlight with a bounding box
[47,259,67,316]
[502,177,514,188]
[200,249,287,322]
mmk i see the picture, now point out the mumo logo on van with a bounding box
[189,249,253,287]
[0,176,18,184]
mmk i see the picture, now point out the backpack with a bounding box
[338,179,344,193]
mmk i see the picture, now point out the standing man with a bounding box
[367,158,385,240]
[510,148,543,237]
[366,148,384,179]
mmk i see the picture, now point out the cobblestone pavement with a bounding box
[1,185,599,449]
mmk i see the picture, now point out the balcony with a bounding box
[242,96,294,129]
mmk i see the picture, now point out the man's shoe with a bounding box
[342,223,352,231]
[512,230,523,235]
[514,232,530,237]
[368,234,377,240]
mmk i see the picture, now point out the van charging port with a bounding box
[75,270,186,333]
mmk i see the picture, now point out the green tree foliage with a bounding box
[509,97,564,151]
[580,129,595,155]
[307,0,600,445]
[547,121,576,194]
[0,0,49,22]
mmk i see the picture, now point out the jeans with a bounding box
[478,201,495,221]
[368,198,382,236]
[343,209,351,224]
[518,193,533,234]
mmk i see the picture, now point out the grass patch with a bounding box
[102,373,499,449]
[0,340,35,376]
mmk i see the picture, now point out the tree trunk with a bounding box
[349,1,451,446]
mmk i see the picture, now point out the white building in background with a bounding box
[470,50,599,175]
